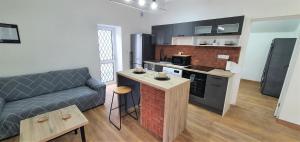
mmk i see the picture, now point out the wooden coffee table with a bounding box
[20,105,88,142]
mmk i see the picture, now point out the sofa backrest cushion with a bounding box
[0,97,4,112]
[0,67,91,102]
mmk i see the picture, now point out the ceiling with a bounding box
[110,0,168,12]
[251,19,300,33]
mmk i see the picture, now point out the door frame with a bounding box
[275,36,300,117]
[237,14,300,117]
[97,25,117,84]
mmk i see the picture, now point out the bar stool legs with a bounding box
[109,91,139,130]
[109,92,122,130]
[129,92,138,120]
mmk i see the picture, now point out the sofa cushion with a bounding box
[0,97,4,112]
[86,78,105,91]
[0,86,100,139]
[0,67,91,102]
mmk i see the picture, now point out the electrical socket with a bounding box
[218,54,230,60]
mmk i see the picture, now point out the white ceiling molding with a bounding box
[251,19,300,33]
[109,0,167,12]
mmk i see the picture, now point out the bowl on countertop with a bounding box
[133,67,146,74]
[154,72,170,81]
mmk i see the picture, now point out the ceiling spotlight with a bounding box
[124,0,132,2]
[138,0,146,6]
[151,0,158,10]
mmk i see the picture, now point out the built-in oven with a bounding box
[182,70,207,104]
[172,55,191,66]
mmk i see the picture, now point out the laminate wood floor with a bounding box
[3,80,300,142]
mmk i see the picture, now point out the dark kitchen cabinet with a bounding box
[144,63,163,72]
[204,75,228,114]
[144,63,154,70]
[215,16,244,35]
[152,16,245,46]
[154,65,163,72]
[193,19,216,36]
[173,22,194,37]
[152,24,173,45]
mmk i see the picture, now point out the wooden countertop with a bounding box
[157,44,241,48]
[117,69,190,91]
[144,61,234,78]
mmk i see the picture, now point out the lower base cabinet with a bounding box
[189,74,228,115]
[204,75,228,114]
[144,62,230,115]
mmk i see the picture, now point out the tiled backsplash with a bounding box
[155,45,241,69]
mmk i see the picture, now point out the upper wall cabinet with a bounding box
[173,22,194,37]
[151,16,245,45]
[193,20,216,36]
[215,16,244,35]
[152,24,173,45]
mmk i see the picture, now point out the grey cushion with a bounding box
[0,97,4,112]
[0,86,104,139]
[0,67,91,102]
[86,78,105,90]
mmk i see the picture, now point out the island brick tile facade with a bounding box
[140,84,165,138]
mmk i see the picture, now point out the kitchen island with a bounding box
[144,61,238,116]
[117,69,190,142]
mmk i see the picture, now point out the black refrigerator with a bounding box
[261,38,297,98]
[130,34,155,68]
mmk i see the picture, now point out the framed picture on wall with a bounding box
[0,23,21,43]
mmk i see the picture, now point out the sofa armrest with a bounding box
[86,78,106,106]
[0,97,5,113]
[86,78,106,91]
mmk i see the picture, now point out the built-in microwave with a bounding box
[172,55,191,66]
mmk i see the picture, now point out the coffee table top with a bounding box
[20,105,88,142]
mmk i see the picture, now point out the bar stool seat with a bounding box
[113,86,132,95]
[109,86,138,130]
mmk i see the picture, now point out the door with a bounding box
[152,26,164,45]
[193,19,215,36]
[163,24,173,45]
[97,26,117,83]
[152,24,173,45]
[142,34,155,62]
[261,38,296,97]
[215,16,244,35]
[204,75,228,114]
[173,22,194,37]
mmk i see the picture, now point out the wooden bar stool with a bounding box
[109,86,138,130]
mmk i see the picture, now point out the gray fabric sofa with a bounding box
[0,67,106,140]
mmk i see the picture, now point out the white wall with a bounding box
[242,32,298,81]
[0,0,149,78]
[277,37,300,125]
